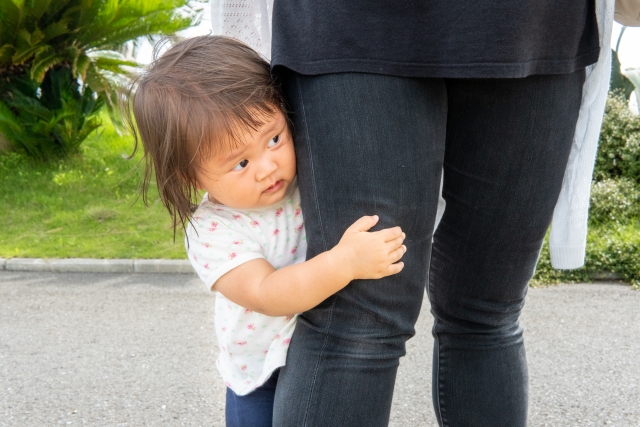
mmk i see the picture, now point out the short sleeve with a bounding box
[186,215,265,290]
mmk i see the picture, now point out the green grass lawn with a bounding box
[0,122,186,259]
[1,119,638,287]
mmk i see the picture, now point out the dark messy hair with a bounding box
[122,35,285,238]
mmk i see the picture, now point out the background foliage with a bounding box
[0,0,201,159]
[533,92,640,288]
[0,116,185,259]
[0,6,638,286]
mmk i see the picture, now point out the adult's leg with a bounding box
[272,70,447,427]
[429,70,585,426]
[225,369,279,427]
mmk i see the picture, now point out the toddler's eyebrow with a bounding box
[259,120,279,137]
[220,146,247,165]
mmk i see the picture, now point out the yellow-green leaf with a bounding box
[0,44,16,63]
[30,47,62,82]
[75,53,91,80]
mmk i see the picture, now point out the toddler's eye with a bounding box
[232,159,249,171]
[267,135,280,147]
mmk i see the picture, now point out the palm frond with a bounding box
[74,52,91,80]
[30,45,63,82]
[0,0,23,46]
[0,99,23,134]
[0,44,16,63]
[42,19,70,41]
[1,0,199,159]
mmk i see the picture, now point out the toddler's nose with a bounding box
[256,159,278,181]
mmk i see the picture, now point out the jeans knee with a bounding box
[429,289,526,340]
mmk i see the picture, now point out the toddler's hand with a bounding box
[334,215,406,281]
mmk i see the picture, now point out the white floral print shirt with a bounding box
[186,182,306,395]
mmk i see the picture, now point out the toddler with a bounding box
[123,36,406,427]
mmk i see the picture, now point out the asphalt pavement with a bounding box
[1,271,639,426]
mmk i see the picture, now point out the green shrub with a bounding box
[589,178,640,225]
[586,224,640,288]
[531,239,591,287]
[0,68,103,158]
[533,223,640,289]
[594,92,640,182]
[0,0,202,160]
[534,91,640,288]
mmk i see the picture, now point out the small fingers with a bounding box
[389,245,407,263]
[375,227,403,242]
[383,261,405,276]
[345,215,379,233]
[386,234,405,252]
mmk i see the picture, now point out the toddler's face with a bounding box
[196,110,296,209]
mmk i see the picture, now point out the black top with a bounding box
[271,1,600,78]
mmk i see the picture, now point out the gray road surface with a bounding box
[1,272,639,426]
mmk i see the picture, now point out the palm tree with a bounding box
[0,0,202,159]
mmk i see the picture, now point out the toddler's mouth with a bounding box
[263,180,283,194]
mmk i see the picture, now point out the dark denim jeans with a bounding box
[225,369,280,427]
[272,69,585,427]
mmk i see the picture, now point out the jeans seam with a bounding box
[434,332,448,427]
[427,277,447,427]
[295,73,337,427]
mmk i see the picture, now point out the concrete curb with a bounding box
[0,258,194,274]
[591,271,623,281]
[0,257,624,280]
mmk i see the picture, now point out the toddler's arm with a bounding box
[214,215,406,316]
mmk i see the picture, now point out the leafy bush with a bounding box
[589,178,640,225]
[534,90,640,287]
[0,67,103,157]
[593,92,640,183]
[533,223,640,289]
[0,0,201,160]
[586,225,640,288]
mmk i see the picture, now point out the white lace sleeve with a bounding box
[210,0,273,60]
